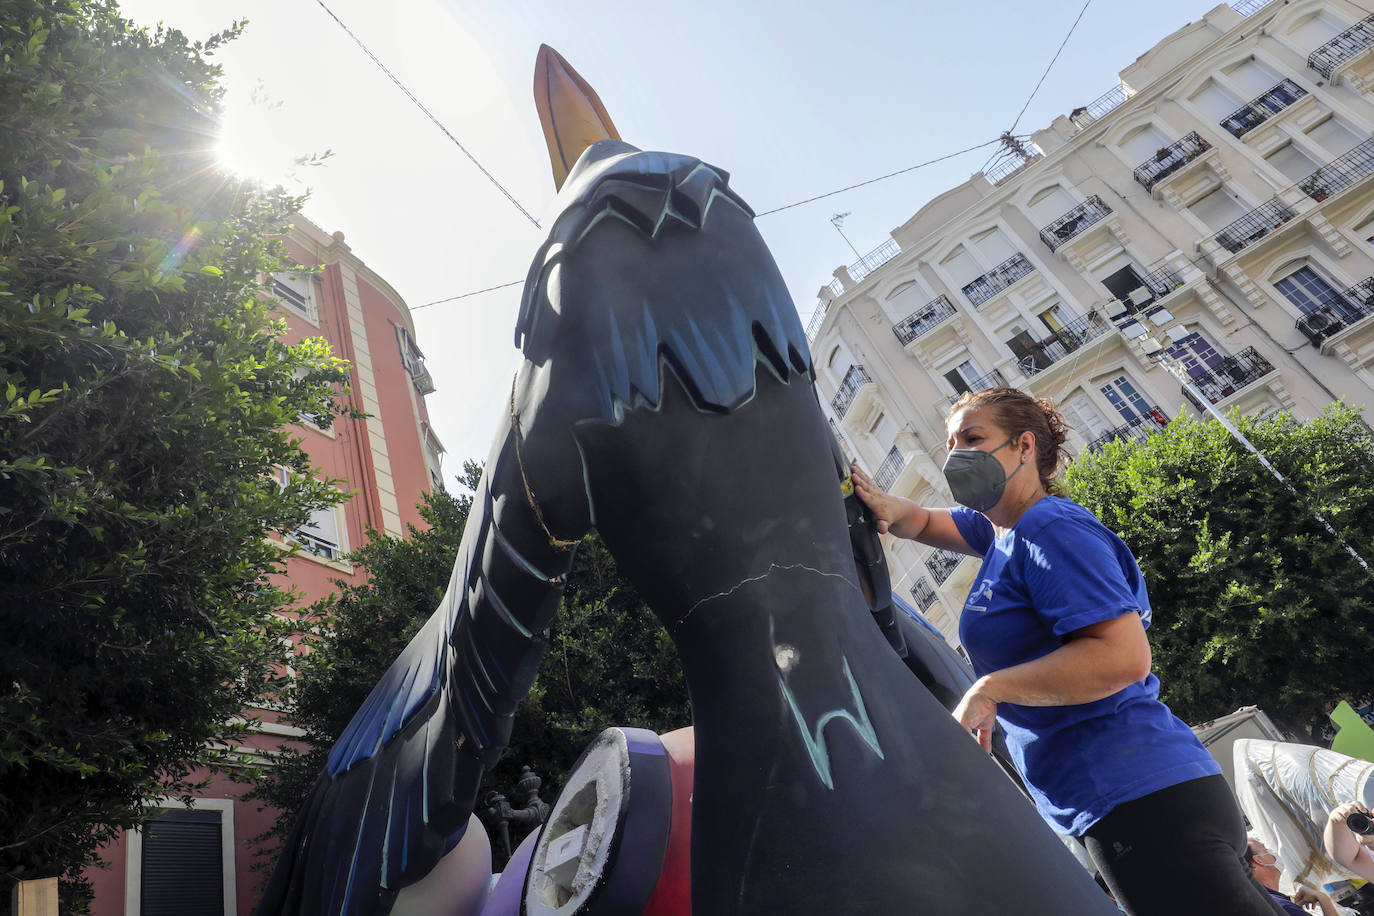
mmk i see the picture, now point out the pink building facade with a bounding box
[86,220,443,915]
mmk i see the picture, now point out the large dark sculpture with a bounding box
[257,47,1115,916]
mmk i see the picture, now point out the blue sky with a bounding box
[118,0,1230,473]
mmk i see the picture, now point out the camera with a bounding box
[1347,811,1374,835]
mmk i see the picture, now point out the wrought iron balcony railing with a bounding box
[1214,198,1297,253]
[952,369,1008,396]
[1221,79,1307,138]
[847,239,901,286]
[1040,195,1113,252]
[893,295,957,345]
[986,154,1041,186]
[1295,277,1374,346]
[910,577,939,612]
[1308,15,1374,79]
[1232,0,1270,15]
[1181,347,1275,409]
[1010,311,1114,376]
[873,446,907,491]
[830,364,872,418]
[1133,132,1213,192]
[962,253,1035,306]
[1140,263,1185,299]
[828,417,846,444]
[925,548,964,585]
[1298,137,1374,202]
[1086,408,1169,452]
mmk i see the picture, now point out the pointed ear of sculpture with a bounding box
[534,44,622,190]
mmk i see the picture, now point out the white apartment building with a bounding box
[809,0,1374,646]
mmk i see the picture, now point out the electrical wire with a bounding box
[313,0,542,229]
[414,137,1002,309]
[1009,0,1095,135]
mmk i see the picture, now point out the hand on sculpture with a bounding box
[953,680,998,754]
[850,461,904,535]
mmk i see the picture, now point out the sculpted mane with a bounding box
[515,141,813,419]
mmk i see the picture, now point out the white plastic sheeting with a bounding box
[1233,738,1374,895]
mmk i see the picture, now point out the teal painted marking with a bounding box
[778,654,884,790]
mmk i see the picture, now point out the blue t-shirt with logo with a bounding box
[951,497,1220,836]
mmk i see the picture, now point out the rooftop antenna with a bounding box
[830,211,862,259]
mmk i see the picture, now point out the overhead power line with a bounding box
[414,137,1000,309]
[1009,0,1095,135]
[313,0,542,229]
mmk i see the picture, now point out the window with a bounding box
[1027,186,1078,226]
[1275,266,1360,320]
[943,359,985,395]
[126,800,236,916]
[1265,142,1321,183]
[272,271,311,317]
[1190,81,1244,122]
[273,468,344,561]
[1099,376,1152,422]
[396,325,436,395]
[1060,392,1114,443]
[1120,124,1175,166]
[1189,187,1248,231]
[1164,331,1224,381]
[940,246,983,287]
[1288,11,1346,49]
[972,228,1016,265]
[297,506,342,560]
[1308,116,1363,159]
[1222,57,1282,96]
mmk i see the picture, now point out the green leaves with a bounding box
[1064,405,1374,741]
[0,0,352,898]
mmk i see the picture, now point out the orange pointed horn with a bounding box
[534,44,621,191]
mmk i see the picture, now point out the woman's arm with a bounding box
[953,612,1152,752]
[1324,802,1374,882]
[850,462,976,554]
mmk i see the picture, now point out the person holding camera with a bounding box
[851,387,1284,916]
[1324,801,1374,881]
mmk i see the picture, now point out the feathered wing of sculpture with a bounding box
[257,46,1117,916]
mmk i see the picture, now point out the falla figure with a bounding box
[255,46,1116,916]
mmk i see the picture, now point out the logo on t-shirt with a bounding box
[965,578,995,613]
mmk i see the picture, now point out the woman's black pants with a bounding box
[1082,774,1288,916]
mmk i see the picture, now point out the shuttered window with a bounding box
[141,808,224,916]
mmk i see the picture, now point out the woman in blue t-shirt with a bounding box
[851,387,1284,916]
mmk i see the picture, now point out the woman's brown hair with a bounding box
[948,386,1070,494]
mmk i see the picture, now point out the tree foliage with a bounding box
[1063,404,1374,740]
[258,463,690,863]
[0,0,348,896]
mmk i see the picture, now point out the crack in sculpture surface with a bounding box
[255,50,1120,916]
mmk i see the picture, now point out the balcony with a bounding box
[952,368,1008,396]
[986,153,1042,186]
[1039,196,1113,252]
[909,577,939,612]
[828,417,846,444]
[1232,0,1270,15]
[1214,198,1297,254]
[1008,311,1114,376]
[873,446,907,491]
[1308,15,1374,79]
[1295,277,1374,346]
[847,239,901,285]
[1181,347,1275,410]
[962,253,1036,306]
[1298,137,1374,202]
[831,364,873,418]
[924,548,964,586]
[1086,408,1169,452]
[1139,263,1185,300]
[893,295,957,345]
[1221,79,1307,138]
[1133,133,1213,192]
